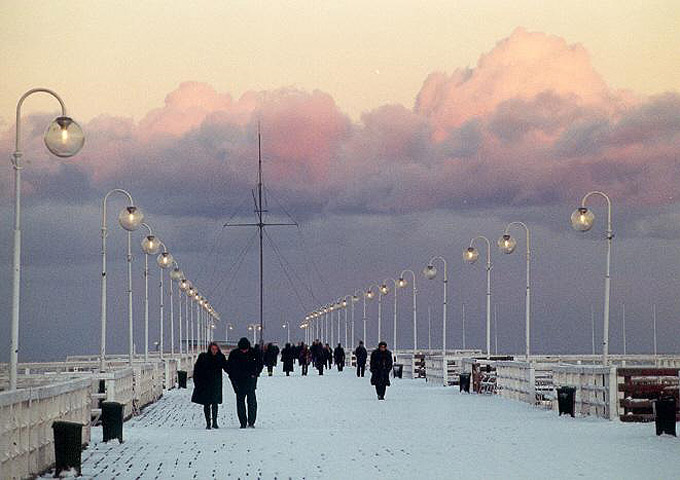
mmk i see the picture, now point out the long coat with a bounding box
[226,347,263,392]
[191,349,227,405]
[281,345,295,373]
[355,345,368,366]
[369,348,393,387]
[334,346,346,365]
[264,344,280,367]
[298,345,310,365]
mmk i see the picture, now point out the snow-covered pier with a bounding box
[3,352,680,479]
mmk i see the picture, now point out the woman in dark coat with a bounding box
[264,343,280,376]
[370,341,393,400]
[191,342,227,429]
[281,343,295,376]
[334,343,346,372]
[299,343,310,376]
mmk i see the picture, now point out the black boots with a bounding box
[204,404,219,429]
[211,404,219,429]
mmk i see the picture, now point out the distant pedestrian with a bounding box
[334,343,345,372]
[312,340,325,375]
[281,343,295,376]
[226,337,264,428]
[191,342,227,429]
[354,341,367,377]
[370,341,393,400]
[325,343,333,369]
[299,343,310,376]
[264,343,280,376]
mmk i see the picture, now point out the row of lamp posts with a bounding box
[302,201,611,367]
[7,88,221,390]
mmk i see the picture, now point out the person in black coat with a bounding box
[370,341,393,400]
[281,343,295,376]
[226,337,264,428]
[264,343,280,376]
[299,343,310,376]
[325,343,333,369]
[191,342,228,429]
[354,341,368,377]
[312,341,324,375]
[334,343,345,372]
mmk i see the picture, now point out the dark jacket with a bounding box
[226,347,264,391]
[355,345,368,365]
[334,346,345,364]
[369,348,393,387]
[264,344,280,367]
[191,348,227,405]
[299,345,310,365]
[281,344,295,372]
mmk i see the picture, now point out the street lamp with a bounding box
[248,324,262,344]
[100,189,143,370]
[423,256,447,356]
[8,88,84,390]
[571,191,613,366]
[498,222,531,359]
[187,286,196,353]
[156,246,174,359]
[140,224,160,362]
[381,278,398,349]
[282,321,290,344]
[465,236,492,359]
[365,283,381,344]
[179,279,192,355]
[169,264,184,358]
[399,269,418,353]
[225,322,234,344]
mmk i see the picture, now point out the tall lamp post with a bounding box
[365,283,381,344]
[571,191,613,366]
[380,278,398,350]
[248,324,261,344]
[179,279,192,355]
[101,189,144,370]
[156,246,174,359]
[169,264,184,358]
[186,286,196,354]
[398,270,418,353]
[498,222,531,359]
[423,256,448,357]
[140,225,160,362]
[282,321,291,344]
[225,322,234,344]
[9,88,84,390]
[464,236,492,359]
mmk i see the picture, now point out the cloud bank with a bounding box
[2,28,680,221]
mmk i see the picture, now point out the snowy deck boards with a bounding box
[40,366,680,479]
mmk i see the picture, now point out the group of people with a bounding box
[191,337,396,429]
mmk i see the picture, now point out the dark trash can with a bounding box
[557,386,576,417]
[52,421,83,477]
[177,370,188,389]
[101,401,124,443]
[459,373,471,393]
[654,396,677,436]
[393,364,403,378]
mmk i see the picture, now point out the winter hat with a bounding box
[378,341,388,348]
[238,337,251,349]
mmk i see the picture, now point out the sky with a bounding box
[1,1,680,361]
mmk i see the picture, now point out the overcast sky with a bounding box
[2,2,680,361]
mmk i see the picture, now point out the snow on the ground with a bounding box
[40,365,680,479]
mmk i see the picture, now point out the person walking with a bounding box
[264,343,280,376]
[354,341,368,377]
[334,343,345,372]
[370,341,393,400]
[312,341,325,375]
[324,343,333,369]
[281,343,295,376]
[226,337,263,428]
[191,341,228,429]
[299,343,310,376]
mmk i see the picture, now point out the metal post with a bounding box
[126,231,134,365]
[622,303,627,356]
[169,276,174,357]
[144,253,150,362]
[159,266,165,360]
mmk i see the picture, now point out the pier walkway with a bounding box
[36,365,680,479]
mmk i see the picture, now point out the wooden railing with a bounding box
[552,364,617,420]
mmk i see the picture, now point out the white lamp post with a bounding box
[140,224,160,362]
[179,278,192,355]
[571,191,613,366]
[381,278,398,349]
[156,246,173,359]
[282,321,290,344]
[464,236,492,359]
[399,270,418,353]
[498,221,531,359]
[169,264,184,358]
[423,256,448,357]
[9,88,84,390]
[225,322,234,344]
[187,286,196,354]
[365,283,381,344]
[100,189,144,370]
